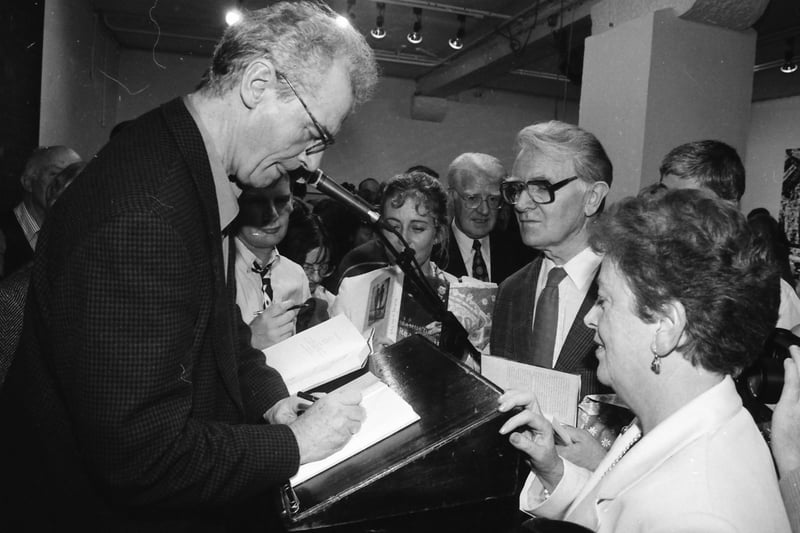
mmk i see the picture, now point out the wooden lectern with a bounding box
[280,335,527,533]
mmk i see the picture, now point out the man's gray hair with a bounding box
[446,152,506,188]
[516,121,612,186]
[199,1,378,107]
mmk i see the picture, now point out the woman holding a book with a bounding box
[498,188,790,532]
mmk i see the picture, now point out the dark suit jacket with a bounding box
[444,225,537,284]
[0,207,34,279]
[0,99,298,530]
[490,256,608,399]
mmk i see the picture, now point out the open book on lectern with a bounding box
[262,313,371,395]
[290,372,420,485]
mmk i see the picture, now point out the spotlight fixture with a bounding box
[370,2,386,39]
[225,7,243,26]
[781,38,798,74]
[225,0,244,26]
[449,14,466,50]
[407,8,423,45]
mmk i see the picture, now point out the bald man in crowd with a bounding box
[0,145,81,278]
[444,152,535,284]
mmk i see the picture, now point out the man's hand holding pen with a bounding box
[285,389,365,464]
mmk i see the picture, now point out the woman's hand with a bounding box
[498,389,564,491]
[554,422,608,471]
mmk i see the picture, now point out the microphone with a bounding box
[302,169,394,232]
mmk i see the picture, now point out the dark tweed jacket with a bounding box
[0,98,298,531]
[490,256,609,399]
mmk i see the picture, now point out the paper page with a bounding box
[481,355,580,426]
[290,374,420,485]
[262,314,368,395]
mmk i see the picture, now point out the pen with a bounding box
[254,302,310,316]
[297,390,317,403]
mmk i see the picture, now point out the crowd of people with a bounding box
[0,1,798,532]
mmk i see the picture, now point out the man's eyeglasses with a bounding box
[500,176,579,205]
[450,189,504,210]
[303,261,334,279]
[276,72,335,156]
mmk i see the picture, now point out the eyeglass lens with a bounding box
[303,262,333,278]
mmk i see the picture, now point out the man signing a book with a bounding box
[0,2,377,530]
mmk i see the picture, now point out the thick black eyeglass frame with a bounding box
[500,175,580,205]
[449,188,504,210]
[276,72,335,155]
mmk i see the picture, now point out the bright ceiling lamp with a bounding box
[370,2,387,39]
[225,8,243,26]
[407,8,423,44]
[449,14,466,50]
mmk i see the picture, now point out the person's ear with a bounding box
[240,59,277,110]
[652,299,688,357]
[20,171,36,194]
[583,180,609,217]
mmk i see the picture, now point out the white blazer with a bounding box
[521,376,791,533]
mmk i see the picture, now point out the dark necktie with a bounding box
[251,260,273,309]
[530,267,567,367]
[471,240,489,282]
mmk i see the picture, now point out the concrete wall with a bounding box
[37,0,799,218]
[581,9,756,205]
[40,0,119,160]
[115,48,579,184]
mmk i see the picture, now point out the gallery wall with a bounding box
[34,0,800,218]
[115,48,579,185]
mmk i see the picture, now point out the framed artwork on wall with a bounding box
[781,148,800,286]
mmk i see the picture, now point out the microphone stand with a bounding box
[301,167,481,365]
[373,221,482,367]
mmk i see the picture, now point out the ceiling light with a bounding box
[781,38,798,74]
[370,2,386,39]
[407,8,423,45]
[449,15,466,50]
[225,8,243,26]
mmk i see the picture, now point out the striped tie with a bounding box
[251,260,273,309]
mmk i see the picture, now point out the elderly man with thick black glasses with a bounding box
[491,120,613,401]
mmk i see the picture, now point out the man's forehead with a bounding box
[455,167,503,190]
[512,148,573,180]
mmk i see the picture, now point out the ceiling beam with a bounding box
[415,0,595,97]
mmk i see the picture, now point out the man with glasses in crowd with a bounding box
[444,152,535,284]
[491,120,613,399]
[0,2,378,530]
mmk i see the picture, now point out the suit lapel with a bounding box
[161,98,244,414]
[555,276,598,373]
[521,257,544,361]
[447,226,468,278]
